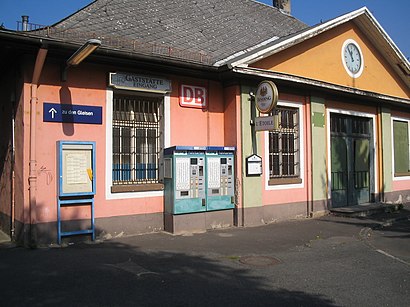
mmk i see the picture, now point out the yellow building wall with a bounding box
[252,22,409,99]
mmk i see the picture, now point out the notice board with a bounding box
[58,141,96,197]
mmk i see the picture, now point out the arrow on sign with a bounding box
[49,108,57,119]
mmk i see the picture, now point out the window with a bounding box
[393,119,410,176]
[111,93,164,192]
[268,106,301,185]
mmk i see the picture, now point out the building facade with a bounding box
[0,1,409,246]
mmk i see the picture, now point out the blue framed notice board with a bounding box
[57,141,96,244]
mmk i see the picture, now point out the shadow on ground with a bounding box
[0,240,337,307]
[319,207,410,238]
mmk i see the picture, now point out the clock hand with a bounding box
[348,48,354,62]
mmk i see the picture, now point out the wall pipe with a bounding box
[28,47,48,247]
[377,105,384,202]
[11,106,15,239]
[305,96,313,218]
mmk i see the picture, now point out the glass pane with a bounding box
[393,120,409,173]
[269,107,299,179]
[112,95,163,185]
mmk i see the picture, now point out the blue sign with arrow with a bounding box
[43,103,102,124]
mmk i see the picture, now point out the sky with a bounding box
[0,0,408,59]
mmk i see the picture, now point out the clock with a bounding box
[342,39,364,78]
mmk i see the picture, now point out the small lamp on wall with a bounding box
[62,39,101,81]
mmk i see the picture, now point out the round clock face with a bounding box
[342,39,364,77]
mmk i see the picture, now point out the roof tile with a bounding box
[53,0,307,65]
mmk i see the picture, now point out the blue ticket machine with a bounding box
[164,146,207,214]
[205,147,235,211]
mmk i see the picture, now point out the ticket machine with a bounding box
[205,147,235,211]
[164,146,207,214]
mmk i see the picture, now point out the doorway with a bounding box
[330,114,373,207]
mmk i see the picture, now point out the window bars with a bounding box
[112,94,163,185]
[268,107,300,178]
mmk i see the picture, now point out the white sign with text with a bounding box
[180,84,207,108]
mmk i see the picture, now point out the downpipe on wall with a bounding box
[28,47,48,248]
[305,96,313,218]
[11,105,15,239]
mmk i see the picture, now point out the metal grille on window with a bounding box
[112,94,163,185]
[268,107,299,179]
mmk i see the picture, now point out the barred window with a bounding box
[268,107,301,184]
[112,93,163,190]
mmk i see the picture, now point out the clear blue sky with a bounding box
[0,0,408,58]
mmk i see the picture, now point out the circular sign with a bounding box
[255,81,278,114]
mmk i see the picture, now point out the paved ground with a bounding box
[0,206,409,306]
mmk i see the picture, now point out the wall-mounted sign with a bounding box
[58,141,96,196]
[255,80,278,114]
[255,116,275,131]
[246,154,262,176]
[43,103,102,124]
[180,84,207,108]
[109,72,172,93]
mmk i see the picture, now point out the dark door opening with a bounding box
[330,114,372,207]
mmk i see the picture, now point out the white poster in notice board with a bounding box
[58,141,96,196]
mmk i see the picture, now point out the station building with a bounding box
[0,0,409,246]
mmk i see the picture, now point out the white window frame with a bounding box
[391,116,410,181]
[326,108,378,200]
[264,101,304,191]
[105,88,171,200]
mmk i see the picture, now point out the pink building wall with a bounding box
[21,62,232,228]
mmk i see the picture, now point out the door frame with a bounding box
[326,108,378,207]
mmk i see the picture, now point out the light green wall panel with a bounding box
[381,108,392,193]
[311,97,327,201]
[241,85,262,208]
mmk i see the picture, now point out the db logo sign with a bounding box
[180,85,207,109]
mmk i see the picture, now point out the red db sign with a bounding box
[180,85,207,108]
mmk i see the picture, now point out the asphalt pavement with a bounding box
[0,205,409,306]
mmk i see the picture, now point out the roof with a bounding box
[49,0,307,65]
[223,7,410,87]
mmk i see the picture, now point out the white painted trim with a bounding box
[326,108,378,200]
[391,116,410,181]
[230,7,369,67]
[105,89,170,200]
[164,94,171,148]
[364,8,410,72]
[341,39,364,78]
[264,101,305,191]
[227,6,409,73]
[232,66,410,106]
[214,36,279,67]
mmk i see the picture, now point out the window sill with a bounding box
[394,172,410,177]
[111,183,164,193]
[268,177,302,186]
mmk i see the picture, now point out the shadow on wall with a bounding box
[60,85,74,136]
[0,239,339,306]
[0,64,21,233]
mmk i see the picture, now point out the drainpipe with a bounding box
[305,96,313,217]
[28,47,48,247]
[377,106,384,202]
[11,104,16,239]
